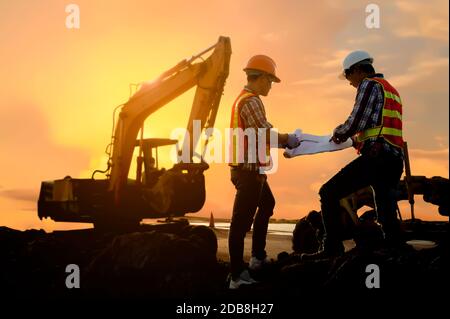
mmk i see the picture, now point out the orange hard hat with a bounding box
[243,55,281,83]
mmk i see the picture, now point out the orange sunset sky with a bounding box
[0,0,448,231]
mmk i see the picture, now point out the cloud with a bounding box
[393,0,449,42]
[409,148,449,161]
[407,148,449,177]
[309,181,322,193]
[292,73,337,86]
[270,91,296,99]
[261,30,289,43]
[0,102,90,188]
[291,71,353,98]
[310,50,349,70]
[433,135,449,148]
[0,188,38,202]
[346,34,384,46]
[389,57,449,88]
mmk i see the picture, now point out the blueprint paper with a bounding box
[284,129,353,158]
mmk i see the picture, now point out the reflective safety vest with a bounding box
[355,77,403,150]
[229,90,271,167]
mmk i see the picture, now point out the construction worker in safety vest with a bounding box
[302,50,405,261]
[228,55,300,289]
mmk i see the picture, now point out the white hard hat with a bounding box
[339,50,374,79]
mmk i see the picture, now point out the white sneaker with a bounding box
[249,256,270,270]
[228,270,258,289]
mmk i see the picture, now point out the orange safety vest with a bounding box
[229,90,271,167]
[355,77,403,150]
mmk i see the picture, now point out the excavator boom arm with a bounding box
[108,37,231,200]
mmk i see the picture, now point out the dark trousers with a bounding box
[320,150,404,250]
[229,169,275,278]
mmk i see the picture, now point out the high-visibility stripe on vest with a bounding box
[355,77,404,149]
[229,90,271,167]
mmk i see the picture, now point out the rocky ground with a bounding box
[0,219,448,302]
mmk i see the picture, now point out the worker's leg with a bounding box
[319,156,373,252]
[371,152,404,243]
[228,169,264,279]
[252,177,275,260]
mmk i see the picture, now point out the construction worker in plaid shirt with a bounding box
[302,51,405,260]
[228,55,300,289]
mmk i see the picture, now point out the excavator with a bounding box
[38,36,232,230]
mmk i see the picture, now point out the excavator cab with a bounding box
[38,36,231,229]
[135,138,177,188]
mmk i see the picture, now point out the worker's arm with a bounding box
[240,98,299,148]
[271,131,299,148]
[332,80,380,144]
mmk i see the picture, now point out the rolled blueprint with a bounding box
[284,129,353,158]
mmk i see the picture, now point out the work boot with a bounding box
[228,269,258,289]
[300,241,344,261]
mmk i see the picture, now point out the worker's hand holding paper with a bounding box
[283,129,353,158]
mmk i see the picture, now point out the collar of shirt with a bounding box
[357,73,384,90]
[367,73,384,79]
[244,85,258,95]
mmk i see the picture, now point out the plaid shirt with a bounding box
[334,74,403,158]
[235,87,273,171]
